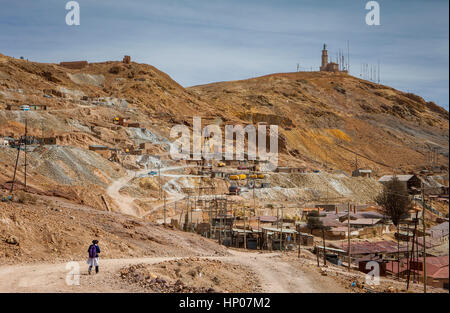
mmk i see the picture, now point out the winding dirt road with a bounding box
[106,166,193,218]
[0,250,346,293]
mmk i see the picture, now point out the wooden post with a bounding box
[190,196,193,232]
[101,195,110,212]
[322,228,326,266]
[163,194,167,228]
[316,245,320,267]
[280,208,283,252]
[219,209,222,245]
[179,206,184,231]
[347,203,351,271]
[10,145,21,193]
[406,211,418,290]
[209,200,212,239]
[422,183,427,293]
[397,224,400,280]
[24,117,27,191]
[158,164,161,200]
[258,216,261,250]
[244,207,247,249]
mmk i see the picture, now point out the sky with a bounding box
[0,0,448,109]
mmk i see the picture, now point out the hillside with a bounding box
[1,53,448,175]
[0,54,448,294]
[0,53,448,213]
[189,71,449,174]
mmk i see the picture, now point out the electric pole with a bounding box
[24,116,27,191]
[244,206,247,249]
[422,182,427,293]
[280,207,284,252]
[163,193,167,228]
[347,202,351,271]
[10,144,21,194]
[407,210,419,290]
[158,164,162,200]
[322,228,326,265]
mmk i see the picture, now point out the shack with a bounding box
[261,227,298,250]
[352,169,372,178]
[231,228,262,249]
[89,145,111,158]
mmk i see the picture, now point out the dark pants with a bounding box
[88,265,99,273]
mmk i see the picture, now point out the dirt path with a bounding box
[106,171,142,216]
[0,250,346,293]
[106,166,193,218]
[221,250,346,293]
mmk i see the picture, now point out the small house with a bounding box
[352,169,372,178]
[378,175,422,194]
[89,145,111,158]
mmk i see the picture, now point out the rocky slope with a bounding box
[0,53,448,208]
[190,71,449,174]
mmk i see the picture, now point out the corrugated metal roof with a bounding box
[349,218,382,225]
[386,256,449,278]
[430,222,449,238]
[378,175,415,182]
[256,216,278,222]
[331,241,408,255]
[316,246,346,253]
[356,169,372,173]
[262,227,298,234]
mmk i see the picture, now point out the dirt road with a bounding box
[106,166,193,218]
[0,250,346,293]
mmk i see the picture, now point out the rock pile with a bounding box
[119,264,216,293]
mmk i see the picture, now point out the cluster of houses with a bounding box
[0,135,56,147]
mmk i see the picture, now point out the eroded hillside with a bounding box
[0,53,448,213]
[189,71,449,174]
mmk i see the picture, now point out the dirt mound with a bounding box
[119,258,260,293]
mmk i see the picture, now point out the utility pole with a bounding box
[322,228,326,265]
[316,245,320,267]
[219,205,222,245]
[277,207,280,228]
[10,144,21,194]
[40,120,44,147]
[406,210,418,290]
[163,193,167,228]
[243,206,247,249]
[252,177,256,214]
[158,164,161,200]
[24,116,27,191]
[209,198,212,239]
[347,40,350,73]
[347,202,351,271]
[190,195,193,232]
[280,207,284,252]
[422,182,427,293]
[257,216,261,250]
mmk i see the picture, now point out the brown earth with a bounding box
[0,53,448,293]
[0,193,228,265]
[118,258,261,293]
[1,53,448,178]
[189,71,449,173]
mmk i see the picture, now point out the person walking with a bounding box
[87,240,100,275]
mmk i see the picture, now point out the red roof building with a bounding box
[386,255,449,290]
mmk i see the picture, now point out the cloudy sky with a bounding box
[0,0,448,109]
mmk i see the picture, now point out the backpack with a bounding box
[89,245,97,258]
